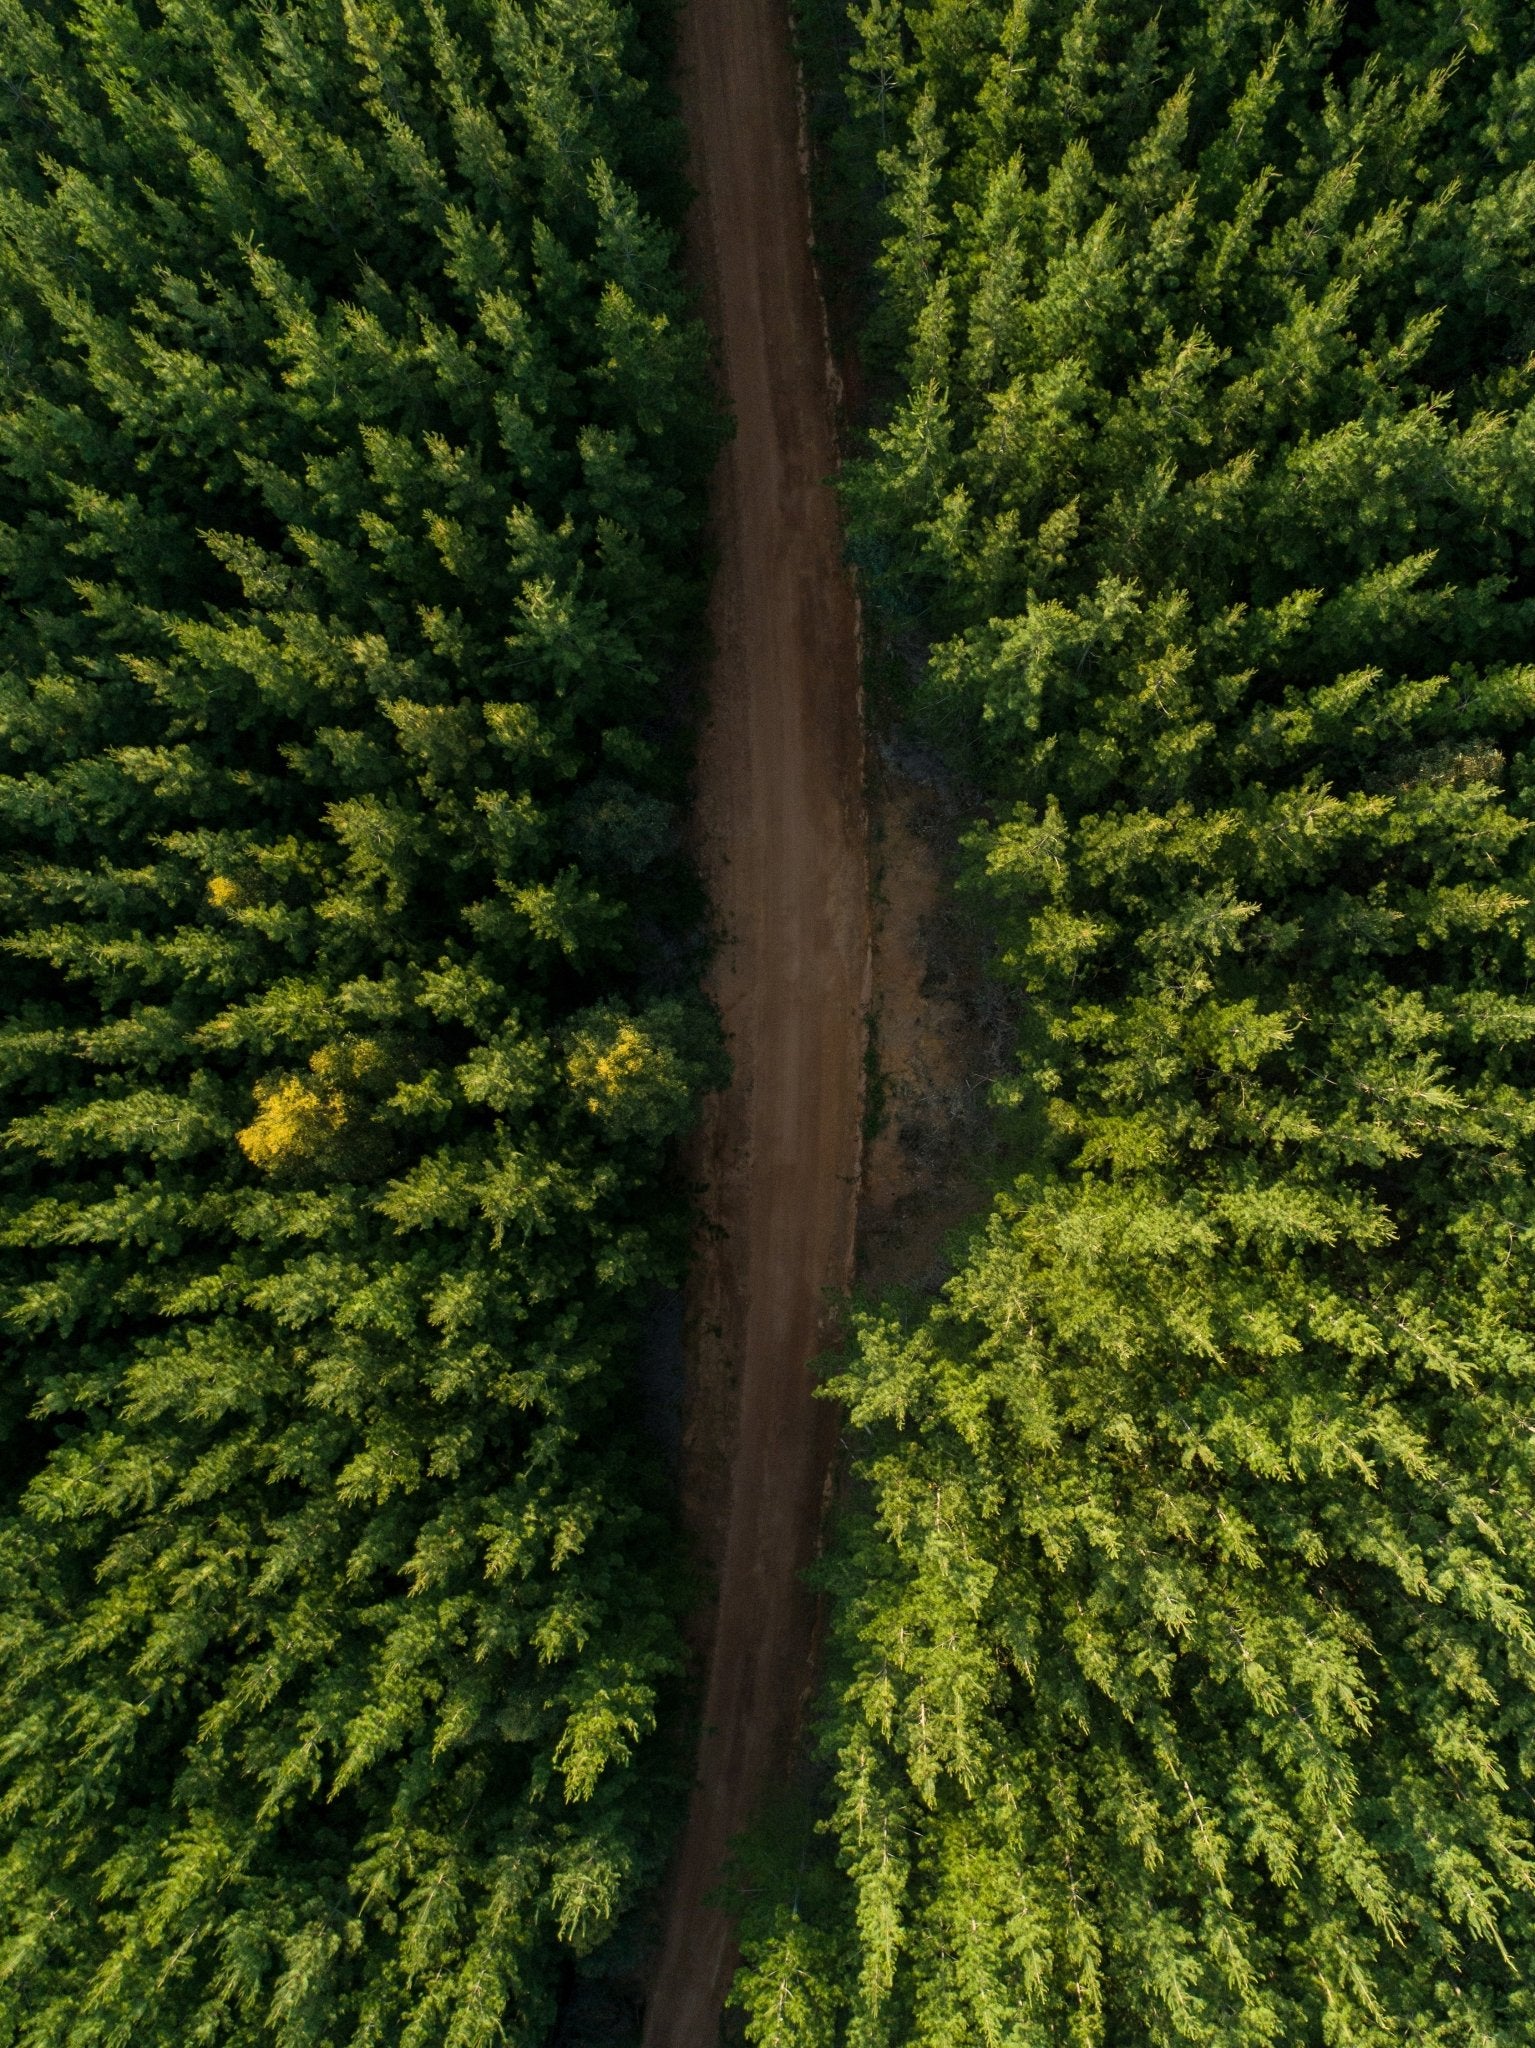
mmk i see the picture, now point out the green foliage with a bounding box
[737,3,1535,2041]
[0,1,721,2041]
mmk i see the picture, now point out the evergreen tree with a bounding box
[0,2,720,2041]
[738,3,1535,2040]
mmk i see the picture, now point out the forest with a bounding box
[734,1,1535,2042]
[0,0,720,2041]
[5,0,1535,2045]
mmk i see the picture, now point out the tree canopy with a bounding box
[736,4,1535,2041]
[0,1,719,2041]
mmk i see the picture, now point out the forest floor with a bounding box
[857,733,1010,1300]
[638,0,871,2036]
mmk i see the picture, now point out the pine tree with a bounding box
[0,2,720,2041]
[737,3,1535,2040]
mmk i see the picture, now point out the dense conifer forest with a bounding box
[736,1,1535,2041]
[8,0,1535,2042]
[0,1,720,2040]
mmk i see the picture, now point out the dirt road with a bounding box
[639,0,869,2037]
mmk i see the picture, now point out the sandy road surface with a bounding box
[640,0,869,2038]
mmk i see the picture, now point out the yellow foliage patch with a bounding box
[236,1039,398,1173]
[207,874,244,910]
[570,1022,649,1114]
[236,1077,347,1171]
